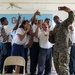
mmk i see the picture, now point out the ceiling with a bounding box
[0,0,75,13]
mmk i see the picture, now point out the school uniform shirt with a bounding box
[38,30,53,49]
[3,25,13,36]
[0,28,3,42]
[69,28,75,43]
[11,30,16,38]
[32,24,40,42]
[49,26,54,31]
[3,25,14,43]
[12,28,27,45]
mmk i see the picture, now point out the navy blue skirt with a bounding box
[11,43,25,58]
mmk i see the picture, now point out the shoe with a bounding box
[13,69,16,74]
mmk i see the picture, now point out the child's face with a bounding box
[24,22,30,30]
[4,19,8,25]
[42,22,48,31]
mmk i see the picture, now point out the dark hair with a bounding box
[0,17,7,24]
[38,20,43,24]
[44,18,50,22]
[19,20,29,29]
[53,15,59,21]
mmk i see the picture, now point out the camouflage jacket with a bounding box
[53,11,74,49]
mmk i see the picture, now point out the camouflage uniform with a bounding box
[53,11,74,75]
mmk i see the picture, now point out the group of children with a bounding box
[0,10,53,75]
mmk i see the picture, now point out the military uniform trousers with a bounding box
[53,47,70,75]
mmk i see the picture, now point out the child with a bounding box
[35,22,53,75]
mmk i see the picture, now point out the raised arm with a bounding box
[31,10,40,25]
[13,14,21,31]
[61,6,74,27]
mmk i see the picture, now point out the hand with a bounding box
[18,13,22,19]
[34,10,40,16]
[38,24,41,28]
[69,25,74,31]
[26,25,30,33]
[28,27,33,33]
[63,6,71,12]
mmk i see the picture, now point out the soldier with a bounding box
[50,6,74,75]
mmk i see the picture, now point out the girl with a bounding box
[11,20,30,73]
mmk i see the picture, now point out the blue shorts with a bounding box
[11,43,25,58]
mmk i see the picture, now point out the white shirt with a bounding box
[4,25,13,36]
[38,30,53,49]
[69,29,75,43]
[32,24,39,42]
[1,25,13,43]
[12,28,26,45]
[49,26,54,31]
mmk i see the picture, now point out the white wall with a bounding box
[0,0,75,26]
[0,9,73,27]
[0,0,75,14]
[51,11,75,27]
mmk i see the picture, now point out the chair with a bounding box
[2,56,25,75]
